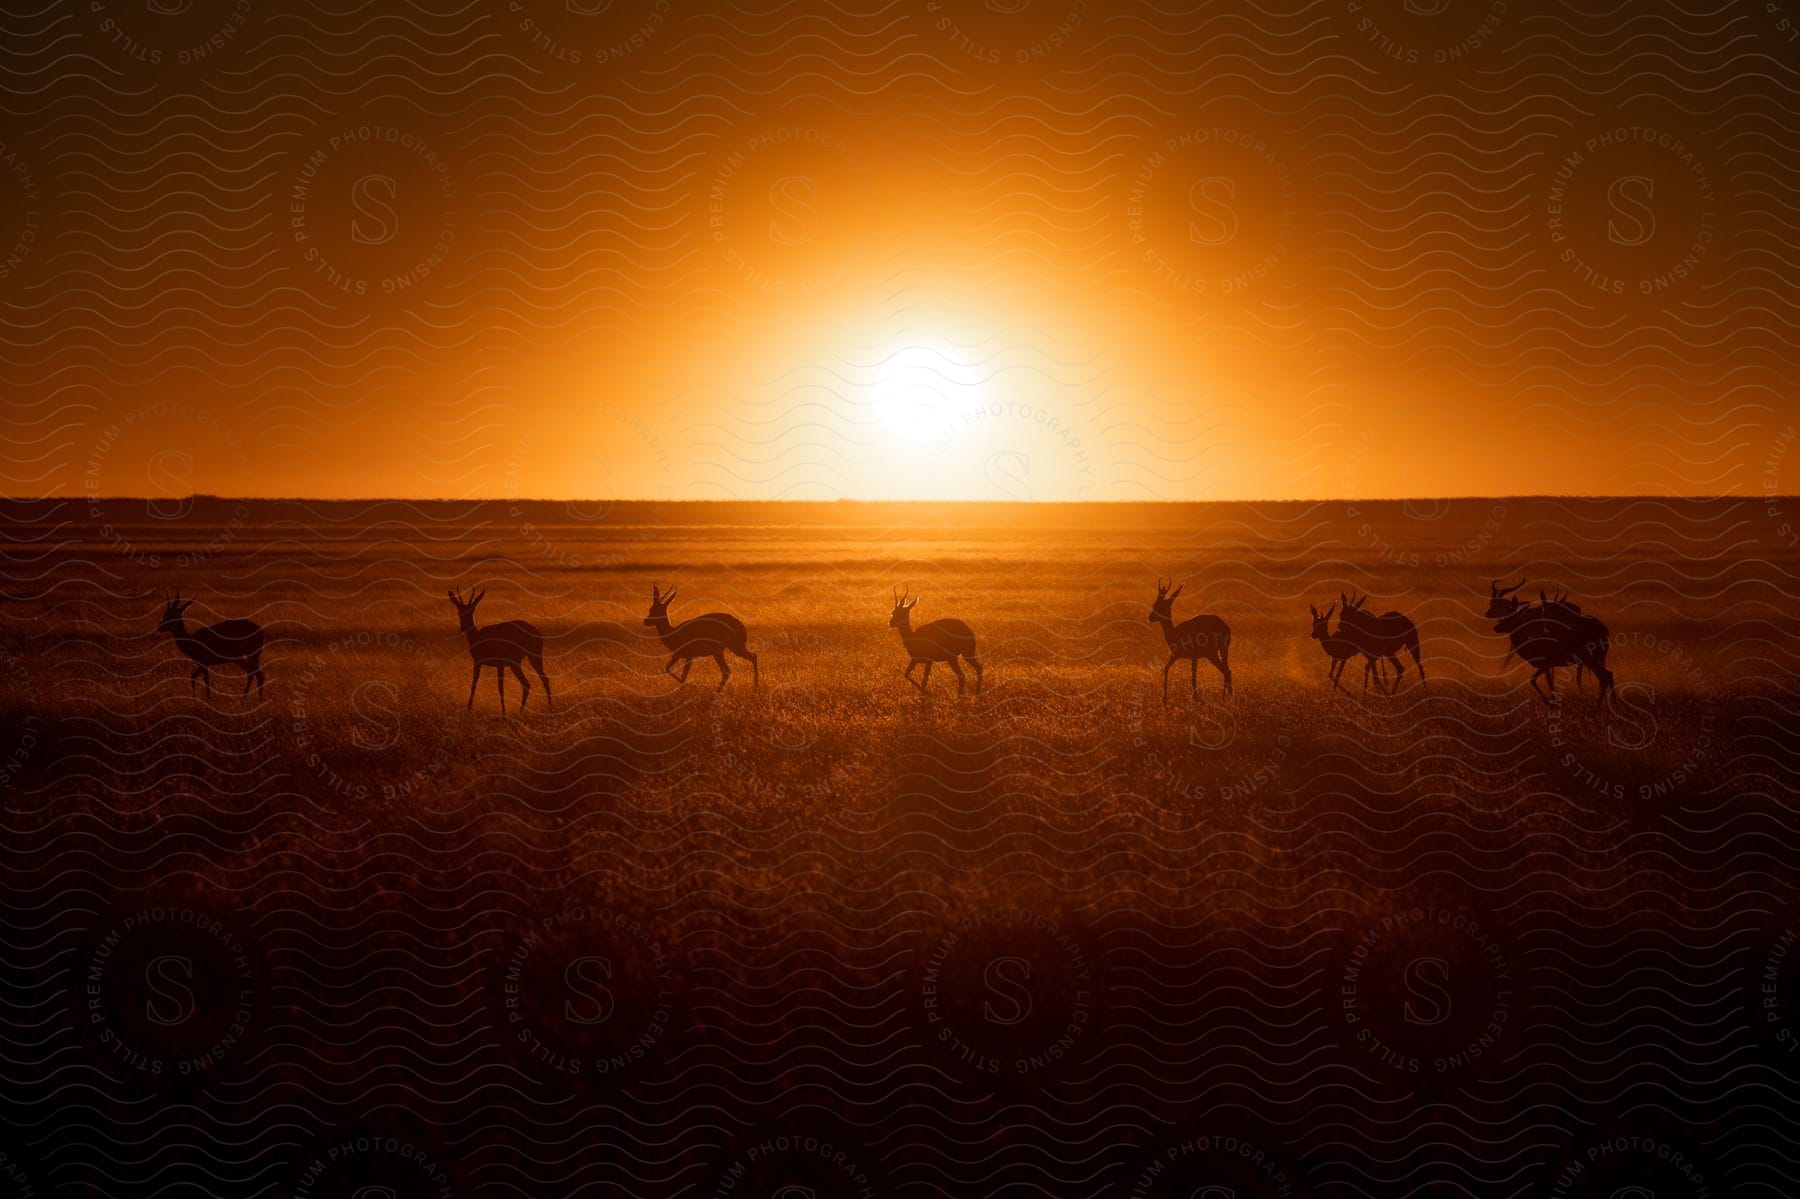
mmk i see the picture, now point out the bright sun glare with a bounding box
[871,344,983,444]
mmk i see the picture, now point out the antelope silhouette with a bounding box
[1483,578,1614,707]
[1308,600,1380,695]
[889,588,982,695]
[1336,590,1424,694]
[157,593,265,697]
[643,583,758,691]
[448,587,551,712]
[1147,578,1231,703]
[1539,589,1589,690]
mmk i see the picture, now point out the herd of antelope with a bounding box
[154,577,1618,712]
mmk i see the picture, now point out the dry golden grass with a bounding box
[3,498,1794,1191]
[5,498,1778,915]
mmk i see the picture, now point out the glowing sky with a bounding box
[3,0,1797,501]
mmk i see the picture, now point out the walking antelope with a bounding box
[1147,579,1231,703]
[1483,578,1614,706]
[888,588,983,695]
[448,587,552,712]
[157,593,265,698]
[643,584,758,691]
[1308,600,1375,695]
[1336,591,1424,693]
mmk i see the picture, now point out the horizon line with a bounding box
[21,492,1797,505]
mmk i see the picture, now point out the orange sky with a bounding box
[4,1,1796,501]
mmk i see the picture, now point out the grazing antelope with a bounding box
[1336,590,1424,694]
[447,587,552,712]
[1147,578,1231,703]
[157,592,266,698]
[1483,578,1613,706]
[888,588,982,695]
[643,584,758,691]
[1308,600,1377,695]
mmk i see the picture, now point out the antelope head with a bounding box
[888,587,918,630]
[645,583,675,627]
[157,591,196,633]
[447,586,485,628]
[1485,577,1525,620]
[1149,577,1182,623]
[1308,601,1336,641]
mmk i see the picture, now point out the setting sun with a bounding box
[869,343,980,445]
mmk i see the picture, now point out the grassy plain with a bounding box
[1,498,1793,1191]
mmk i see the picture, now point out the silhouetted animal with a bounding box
[448,587,551,712]
[1336,590,1424,693]
[1483,578,1614,706]
[644,584,757,691]
[1539,589,1590,689]
[889,588,982,695]
[1308,600,1383,695]
[1147,578,1231,703]
[157,593,265,698]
